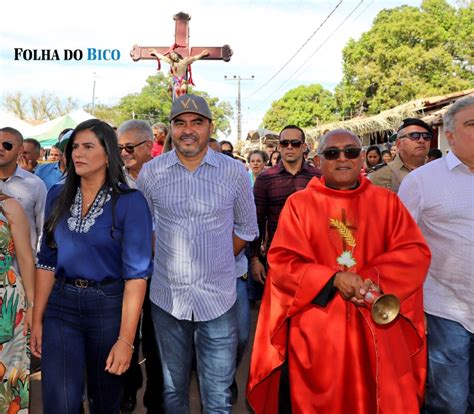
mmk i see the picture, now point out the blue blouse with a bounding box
[37,184,153,281]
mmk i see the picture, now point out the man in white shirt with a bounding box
[0,127,47,252]
[398,95,474,414]
[117,120,153,189]
[116,120,161,413]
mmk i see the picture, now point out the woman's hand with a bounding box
[105,340,133,375]
[30,322,43,358]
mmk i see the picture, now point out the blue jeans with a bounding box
[236,276,250,368]
[152,302,238,414]
[425,314,473,414]
[42,279,124,414]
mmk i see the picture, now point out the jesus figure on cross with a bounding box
[150,47,209,98]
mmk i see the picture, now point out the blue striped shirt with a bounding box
[137,148,258,321]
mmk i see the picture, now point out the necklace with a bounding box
[83,193,98,210]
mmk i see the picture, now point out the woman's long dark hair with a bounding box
[45,119,128,247]
[268,150,281,166]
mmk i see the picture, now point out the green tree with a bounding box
[262,84,337,131]
[91,72,233,136]
[335,0,474,117]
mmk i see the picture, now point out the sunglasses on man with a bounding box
[279,140,303,148]
[1,141,14,151]
[118,140,147,154]
[318,147,362,160]
[398,132,433,141]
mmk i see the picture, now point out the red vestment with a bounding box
[247,176,431,414]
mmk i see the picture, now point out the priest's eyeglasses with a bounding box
[318,147,362,160]
[118,140,147,154]
[398,132,433,141]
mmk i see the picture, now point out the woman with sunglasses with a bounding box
[30,119,153,413]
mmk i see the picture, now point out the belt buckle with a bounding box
[241,273,248,281]
[74,279,89,288]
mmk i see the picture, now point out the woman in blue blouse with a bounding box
[30,119,153,414]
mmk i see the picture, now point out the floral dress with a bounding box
[0,208,29,413]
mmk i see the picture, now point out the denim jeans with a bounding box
[152,302,238,414]
[236,277,250,368]
[425,314,473,414]
[42,279,124,414]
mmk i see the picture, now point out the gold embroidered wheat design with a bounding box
[329,219,356,248]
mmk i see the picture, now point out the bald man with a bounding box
[247,129,431,414]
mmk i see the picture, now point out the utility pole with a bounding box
[91,72,96,116]
[224,75,254,142]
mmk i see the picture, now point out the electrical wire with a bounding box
[352,0,374,23]
[253,0,364,110]
[246,0,344,98]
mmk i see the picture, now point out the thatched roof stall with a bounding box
[307,88,474,147]
[239,128,280,155]
[246,128,279,144]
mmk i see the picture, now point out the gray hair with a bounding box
[117,120,153,141]
[318,129,361,152]
[443,95,474,132]
[152,122,169,135]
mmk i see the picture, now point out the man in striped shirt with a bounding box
[137,94,258,413]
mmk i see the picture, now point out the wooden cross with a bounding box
[329,209,358,251]
[130,12,233,64]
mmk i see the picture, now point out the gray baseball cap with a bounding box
[169,94,212,121]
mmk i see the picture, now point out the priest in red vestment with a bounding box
[247,129,431,414]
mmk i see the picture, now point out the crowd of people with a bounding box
[0,93,472,414]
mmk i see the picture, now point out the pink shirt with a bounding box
[152,142,164,157]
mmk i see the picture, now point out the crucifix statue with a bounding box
[130,12,233,99]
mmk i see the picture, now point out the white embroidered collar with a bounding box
[67,187,111,233]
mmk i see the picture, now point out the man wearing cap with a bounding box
[137,94,258,413]
[35,131,71,190]
[369,118,433,192]
[0,127,47,251]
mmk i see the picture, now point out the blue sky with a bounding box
[0,0,450,138]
